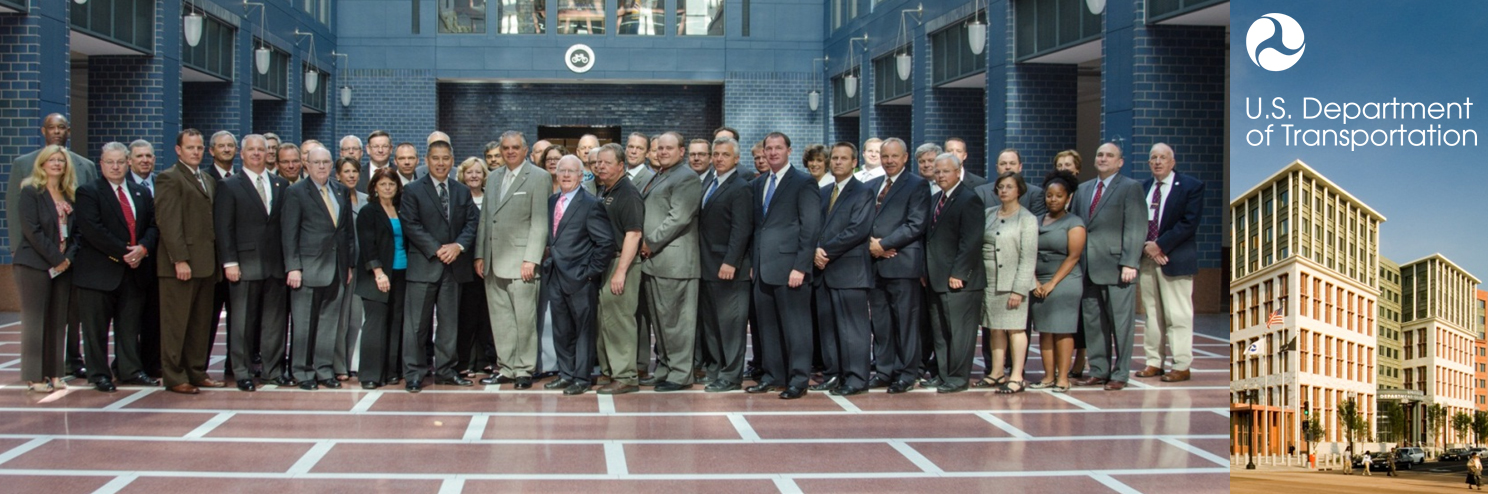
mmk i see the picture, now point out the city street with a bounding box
[1232,467,1477,493]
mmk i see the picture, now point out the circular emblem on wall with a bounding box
[565,44,595,74]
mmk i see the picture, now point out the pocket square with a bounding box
[514,192,527,196]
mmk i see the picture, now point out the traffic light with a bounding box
[1303,401,1310,418]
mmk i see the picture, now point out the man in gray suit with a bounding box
[401,140,481,392]
[637,132,703,392]
[281,147,355,390]
[812,142,876,396]
[1071,142,1148,391]
[976,149,1046,216]
[6,113,98,379]
[214,134,291,391]
[475,131,551,390]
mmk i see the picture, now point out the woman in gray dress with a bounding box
[1029,171,1085,392]
[975,172,1038,393]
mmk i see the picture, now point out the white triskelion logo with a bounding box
[1246,13,1305,72]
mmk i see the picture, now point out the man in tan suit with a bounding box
[474,131,551,390]
[154,129,227,394]
[637,132,702,391]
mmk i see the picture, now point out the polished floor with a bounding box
[0,313,1228,493]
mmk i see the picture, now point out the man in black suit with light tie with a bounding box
[866,138,931,394]
[72,142,160,392]
[282,147,356,390]
[214,134,291,391]
[924,153,986,394]
[943,137,985,189]
[811,142,876,396]
[401,140,480,392]
[697,136,753,392]
[543,156,615,395]
[748,132,822,399]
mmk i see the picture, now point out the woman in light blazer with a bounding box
[975,172,1038,393]
[14,145,79,392]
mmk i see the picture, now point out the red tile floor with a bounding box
[0,314,1229,493]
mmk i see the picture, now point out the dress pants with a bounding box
[139,275,162,376]
[65,287,83,374]
[402,271,460,382]
[547,276,598,385]
[16,266,69,382]
[334,276,363,375]
[78,284,145,382]
[1138,258,1194,372]
[644,275,698,385]
[919,284,939,378]
[358,271,405,383]
[486,276,541,378]
[635,288,654,373]
[208,278,230,375]
[291,279,344,383]
[159,276,216,387]
[928,289,981,389]
[456,279,494,373]
[597,259,641,385]
[818,286,871,389]
[1081,278,1137,383]
[752,280,814,389]
[698,278,749,385]
[812,285,839,382]
[227,278,288,381]
[869,277,922,384]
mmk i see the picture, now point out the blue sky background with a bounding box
[1231,1,1488,285]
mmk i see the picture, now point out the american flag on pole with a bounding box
[1266,308,1284,328]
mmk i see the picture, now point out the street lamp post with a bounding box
[1248,389,1258,469]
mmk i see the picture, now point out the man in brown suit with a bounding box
[154,129,227,394]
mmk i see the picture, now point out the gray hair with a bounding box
[210,130,237,146]
[557,155,584,171]
[262,132,280,143]
[483,141,501,155]
[499,130,527,149]
[598,143,625,161]
[712,136,739,153]
[101,141,129,157]
[915,143,943,159]
[339,135,363,148]
[882,137,907,153]
[934,152,962,169]
[128,139,154,155]
[241,134,267,150]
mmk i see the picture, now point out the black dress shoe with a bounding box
[705,381,740,393]
[779,386,807,399]
[563,383,589,395]
[833,386,867,396]
[436,375,473,386]
[299,381,318,390]
[236,379,256,392]
[320,379,343,389]
[406,382,422,393]
[809,376,840,392]
[71,368,88,380]
[746,382,782,394]
[269,376,294,387]
[639,375,664,386]
[479,375,512,385]
[653,381,692,392]
[936,383,969,394]
[514,377,533,389]
[920,377,943,388]
[866,376,891,389]
[122,372,160,386]
[887,381,913,394]
[361,381,380,390]
[93,379,117,393]
[545,378,575,390]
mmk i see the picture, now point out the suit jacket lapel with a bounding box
[494,167,522,212]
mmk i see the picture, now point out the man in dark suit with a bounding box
[866,138,931,394]
[282,146,356,390]
[924,153,986,394]
[154,129,227,394]
[811,142,875,396]
[402,140,480,392]
[749,132,823,399]
[976,149,1046,216]
[637,132,703,392]
[215,134,291,391]
[943,137,985,189]
[697,136,753,392]
[1134,143,1204,384]
[1072,142,1149,391]
[543,156,615,395]
[72,142,160,392]
[127,140,163,378]
[202,130,240,374]
[357,130,395,193]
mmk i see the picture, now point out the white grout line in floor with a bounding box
[182,412,235,439]
[0,437,49,466]
[1045,390,1101,411]
[437,477,465,494]
[604,441,628,476]
[826,394,861,413]
[101,388,158,411]
[349,391,381,413]
[0,405,1230,418]
[772,477,803,494]
[975,412,1033,439]
[0,467,1232,481]
[285,441,335,475]
[0,432,1228,446]
[596,394,616,414]
[462,414,489,441]
[1089,473,1143,494]
[887,440,944,474]
[1159,437,1230,467]
[727,413,760,441]
[91,474,137,494]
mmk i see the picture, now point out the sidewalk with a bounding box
[1232,468,1469,493]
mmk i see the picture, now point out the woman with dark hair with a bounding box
[355,167,408,389]
[1051,149,1087,378]
[335,157,366,381]
[803,144,831,188]
[542,145,568,193]
[1029,171,1085,393]
[14,145,78,392]
[975,172,1038,393]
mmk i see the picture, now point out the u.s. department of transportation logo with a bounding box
[1246,13,1305,72]
[565,44,595,74]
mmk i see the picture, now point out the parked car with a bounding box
[1443,448,1470,461]
[1352,452,1391,471]
[1395,447,1426,467]
[1470,447,1488,458]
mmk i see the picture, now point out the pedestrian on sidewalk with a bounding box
[1468,452,1483,490]
[1387,447,1397,477]
[1361,451,1372,476]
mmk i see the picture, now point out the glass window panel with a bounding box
[618,0,663,35]
[497,0,547,34]
[558,0,606,34]
[679,0,724,36]
[439,0,488,34]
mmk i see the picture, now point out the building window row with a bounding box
[440,1,728,36]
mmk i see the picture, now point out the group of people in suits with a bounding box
[6,112,1205,399]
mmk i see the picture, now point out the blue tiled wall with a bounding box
[919,87,986,177]
[333,69,438,153]
[1004,64,1078,181]
[183,82,244,142]
[871,105,912,145]
[723,72,824,165]
[0,11,42,262]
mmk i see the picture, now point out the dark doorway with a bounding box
[538,125,621,154]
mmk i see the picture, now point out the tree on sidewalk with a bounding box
[1474,411,1488,447]
[1304,416,1325,458]
[1430,404,1448,453]
[1339,398,1367,471]
[1456,411,1475,447]
[1382,401,1407,445]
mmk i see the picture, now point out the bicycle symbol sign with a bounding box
[565,44,595,73]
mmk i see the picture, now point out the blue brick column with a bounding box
[334,69,437,155]
[858,53,874,144]
[722,72,822,166]
[252,47,301,143]
[182,82,243,140]
[913,35,986,176]
[866,59,911,143]
[1104,0,1225,271]
[1005,64,1078,180]
[88,0,181,167]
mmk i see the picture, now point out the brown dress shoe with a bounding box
[596,381,639,395]
[1160,370,1192,383]
[595,376,613,386]
[1074,376,1108,387]
[1103,380,1127,391]
[167,383,200,394]
[1134,366,1165,378]
[194,378,227,388]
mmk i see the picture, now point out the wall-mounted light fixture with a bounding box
[295,29,319,94]
[333,51,351,107]
[183,1,204,48]
[243,2,272,75]
[968,0,987,55]
[896,3,923,81]
[845,35,868,98]
[809,55,828,112]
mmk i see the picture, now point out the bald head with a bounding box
[42,113,70,147]
[555,155,584,193]
[1148,142,1175,181]
[1095,142,1124,179]
[427,131,451,146]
